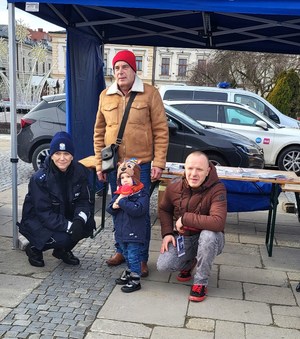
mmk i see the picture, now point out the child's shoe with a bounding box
[115,269,131,285]
[121,276,141,293]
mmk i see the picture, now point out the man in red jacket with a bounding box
[157,151,227,302]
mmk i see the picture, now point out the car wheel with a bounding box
[277,146,300,174]
[207,154,228,167]
[32,143,50,171]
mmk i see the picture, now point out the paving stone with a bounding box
[209,280,243,300]
[220,265,288,286]
[245,323,300,338]
[151,326,213,339]
[186,318,215,332]
[244,283,296,305]
[215,320,245,339]
[272,305,300,330]
[215,251,261,268]
[0,275,42,308]
[98,281,190,327]
[188,297,272,325]
[261,246,300,272]
[90,319,152,337]
[239,234,266,245]
[0,308,11,322]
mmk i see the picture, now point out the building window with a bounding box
[198,59,206,68]
[35,62,38,74]
[136,56,143,71]
[178,58,187,76]
[42,62,45,74]
[22,57,25,72]
[161,58,170,76]
[48,63,51,71]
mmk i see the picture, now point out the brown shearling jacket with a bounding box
[94,76,169,172]
[159,164,227,238]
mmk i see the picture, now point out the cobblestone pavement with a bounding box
[0,134,159,338]
[0,229,121,339]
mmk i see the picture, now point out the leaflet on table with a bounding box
[216,167,288,179]
[165,162,185,173]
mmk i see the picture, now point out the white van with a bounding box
[159,85,300,129]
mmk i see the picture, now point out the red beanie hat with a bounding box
[112,50,136,72]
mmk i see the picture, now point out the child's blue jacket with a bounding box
[106,188,149,244]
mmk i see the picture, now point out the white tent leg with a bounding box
[8,3,19,249]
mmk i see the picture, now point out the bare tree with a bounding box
[189,50,300,97]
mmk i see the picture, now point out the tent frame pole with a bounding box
[8,3,19,249]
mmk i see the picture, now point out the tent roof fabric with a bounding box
[8,0,300,54]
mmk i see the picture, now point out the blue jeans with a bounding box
[157,230,225,285]
[108,162,151,262]
[119,242,143,276]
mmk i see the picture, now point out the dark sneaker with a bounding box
[296,282,300,292]
[52,249,80,265]
[177,258,197,282]
[25,245,45,267]
[189,284,207,302]
[121,277,141,293]
[177,269,192,282]
[115,270,131,285]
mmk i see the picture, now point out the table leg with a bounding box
[91,181,108,238]
[294,192,300,222]
[265,183,280,257]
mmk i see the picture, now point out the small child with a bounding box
[106,158,149,293]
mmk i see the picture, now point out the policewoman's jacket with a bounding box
[19,156,95,250]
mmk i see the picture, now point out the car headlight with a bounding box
[235,144,263,156]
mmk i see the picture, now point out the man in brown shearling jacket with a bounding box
[94,50,169,277]
[157,151,227,302]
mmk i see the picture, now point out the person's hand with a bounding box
[151,166,163,181]
[175,217,184,234]
[69,219,84,242]
[97,170,107,182]
[112,201,120,209]
[160,234,176,253]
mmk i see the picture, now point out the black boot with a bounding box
[52,248,80,265]
[115,269,131,285]
[25,245,45,267]
[121,275,141,293]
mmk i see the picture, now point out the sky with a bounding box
[0,2,62,32]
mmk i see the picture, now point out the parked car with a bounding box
[159,85,300,129]
[164,104,264,168]
[17,94,264,171]
[165,100,300,173]
[17,94,66,171]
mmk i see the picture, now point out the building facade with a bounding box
[1,24,212,106]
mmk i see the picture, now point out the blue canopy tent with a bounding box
[6,0,300,247]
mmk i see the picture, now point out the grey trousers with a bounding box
[157,230,225,285]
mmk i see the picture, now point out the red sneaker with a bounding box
[177,269,193,282]
[189,284,208,302]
